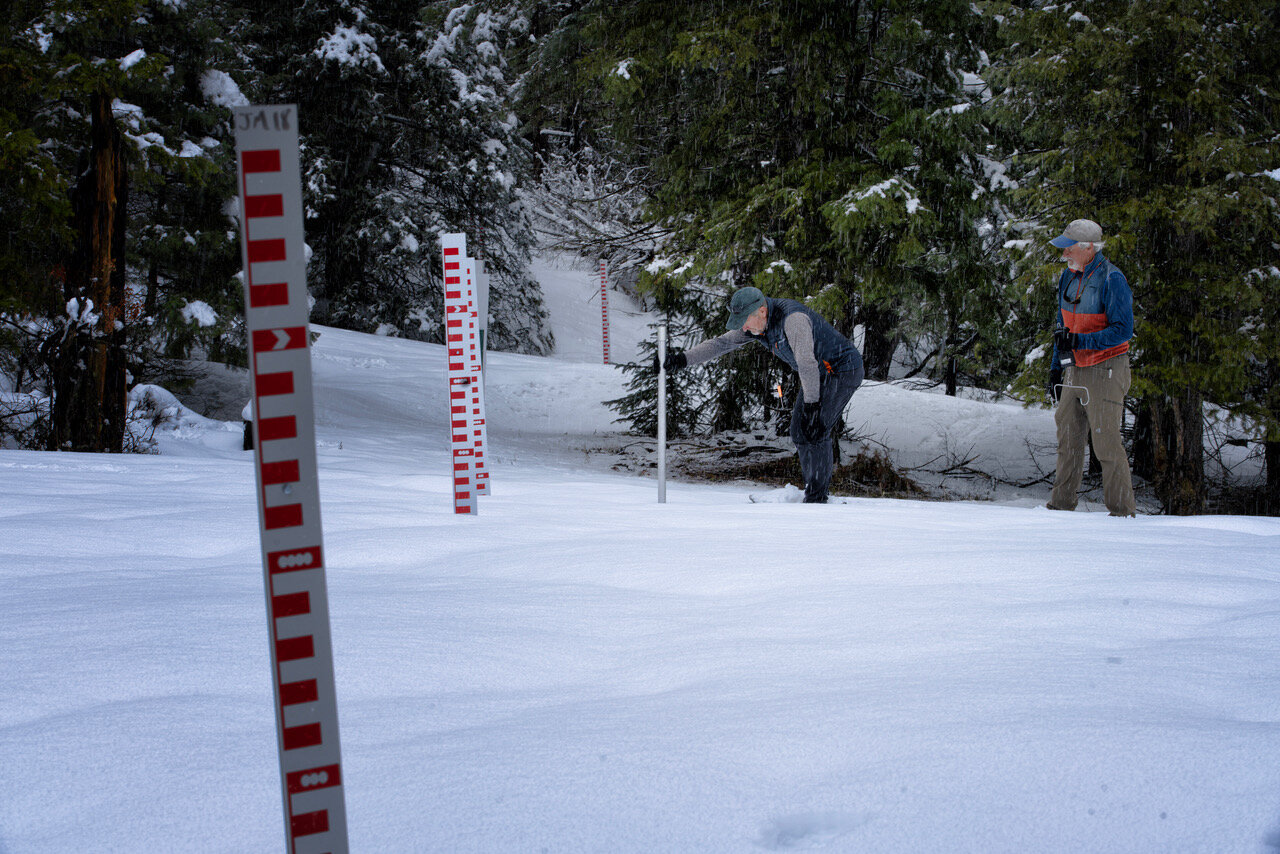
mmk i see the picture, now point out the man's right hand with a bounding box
[655,350,687,373]
[1048,366,1063,404]
[801,401,825,442]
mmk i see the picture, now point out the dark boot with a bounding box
[795,438,832,503]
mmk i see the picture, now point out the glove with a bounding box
[1054,327,1078,356]
[1048,366,1063,404]
[652,351,681,373]
[800,401,825,442]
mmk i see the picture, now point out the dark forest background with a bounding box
[2,1,1277,514]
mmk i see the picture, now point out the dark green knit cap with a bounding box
[726,287,766,330]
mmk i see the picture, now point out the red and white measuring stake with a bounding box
[442,233,487,513]
[463,255,488,496]
[599,259,611,365]
[234,104,348,854]
[657,323,667,504]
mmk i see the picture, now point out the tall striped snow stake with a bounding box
[599,259,610,365]
[475,258,490,367]
[442,233,482,513]
[233,105,349,854]
[464,256,488,496]
[657,323,667,504]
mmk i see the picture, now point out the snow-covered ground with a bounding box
[2,257,1280,853]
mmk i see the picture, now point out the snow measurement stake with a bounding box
[657,323,667,503]
[472,257,491,495]
[442,233,484,513]
[464,255,489,495]
[599,259,611,365]
[234,105,349,854]
[475,258,490,366]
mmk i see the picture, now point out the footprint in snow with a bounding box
[756,812,870,850]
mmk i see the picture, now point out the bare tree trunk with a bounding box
[858,303,898,381]
[1133,392,1205,515]
[1265,360,1280,517]
[144,258,159,315]
[1266,440,1280,517]
[49,89,128,452]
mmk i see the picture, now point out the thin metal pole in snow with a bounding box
[657,323,667,503]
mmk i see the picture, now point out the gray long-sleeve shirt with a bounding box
[684,301,848,403]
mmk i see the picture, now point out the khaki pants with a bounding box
[1050,354,1136,516]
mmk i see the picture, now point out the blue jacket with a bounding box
[1054,253,1133,368]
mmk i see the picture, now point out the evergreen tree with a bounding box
[515,0,664,271]
[1,0,243,450]
[606,283,753,437]
[545,0,1003,435]
[5,0,557,453]
[117,0,245,370]
[989,0,1280,514]
[229,0,552,353]
[229,0,406,330]
[415,1,552,352]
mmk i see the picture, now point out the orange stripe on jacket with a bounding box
[1061,309,1130,367]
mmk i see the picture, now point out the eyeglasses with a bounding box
[1064,270,1086,306]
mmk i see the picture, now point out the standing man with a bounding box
[663,286,864,504]
[1046,218,1137,517]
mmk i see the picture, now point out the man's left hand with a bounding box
[1054,328,1078,354]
